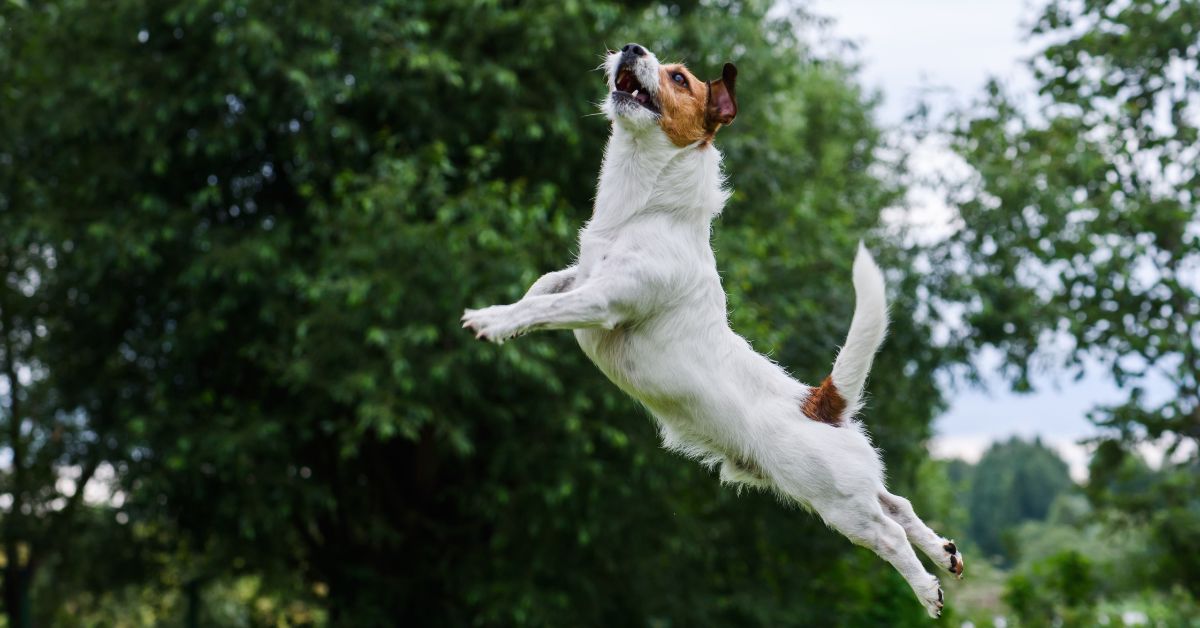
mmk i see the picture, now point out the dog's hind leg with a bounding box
[818,496,944,618]
[718,456,771,490]
[879,491,964,579]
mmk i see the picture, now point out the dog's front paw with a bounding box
[461,305,522,344]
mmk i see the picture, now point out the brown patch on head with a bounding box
[801,376,846,426]
[656,62,738,147]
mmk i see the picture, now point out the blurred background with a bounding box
[1,0,1197,626]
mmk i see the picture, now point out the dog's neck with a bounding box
[588,125,729,232]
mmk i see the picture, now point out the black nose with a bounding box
[621,43,646,57]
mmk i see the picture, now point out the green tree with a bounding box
[1087,441,1200,596]
[965,438,1074,561]
[0,55,121,627]
[936,0,1200,599]
[1004,549,1099,627]
[2,0,954,624]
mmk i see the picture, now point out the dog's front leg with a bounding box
[463,277,628,344]
[523,266,578,298]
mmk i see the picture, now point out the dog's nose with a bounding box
[621,43,646,57]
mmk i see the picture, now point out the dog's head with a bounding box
[603,43,738,147]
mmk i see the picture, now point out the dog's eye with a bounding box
[672,72,687,86]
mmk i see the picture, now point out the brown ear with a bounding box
[705,62,738,130]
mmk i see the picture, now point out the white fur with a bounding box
[463,45,963,618]
[831,243,889,420]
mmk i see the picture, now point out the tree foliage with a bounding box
[938,0,1200,433]
[938,0,1200,601]
[961,438,1073,561]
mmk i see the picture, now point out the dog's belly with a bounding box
[575,318,745,430]
[575,306,816,463]
[578,326,700,415]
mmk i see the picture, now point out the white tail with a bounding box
[829,243,889,419]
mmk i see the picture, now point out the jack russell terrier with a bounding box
[463,43,963,617]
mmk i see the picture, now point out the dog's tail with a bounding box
[802,243,888,425]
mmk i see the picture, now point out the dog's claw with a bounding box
[944,541,964,579]
[916,577,944,618]
[462,305,521,344]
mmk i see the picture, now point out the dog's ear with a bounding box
[706,62,738,130]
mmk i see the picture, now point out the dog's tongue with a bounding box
[634,90,650,105]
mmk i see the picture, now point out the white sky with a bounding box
[810,0,1114,478]
[812,0,1040,125]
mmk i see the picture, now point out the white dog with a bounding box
[463,43,963,617]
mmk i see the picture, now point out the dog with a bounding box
[462,43,963,617]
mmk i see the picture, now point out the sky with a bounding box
[808,0,1113,478]
[810,0,1039,126]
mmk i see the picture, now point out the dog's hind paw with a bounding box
[918,579,944,618]
[944,541,965,579]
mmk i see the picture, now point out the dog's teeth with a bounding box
[632,89,639,97]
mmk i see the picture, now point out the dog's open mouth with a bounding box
[614,64,659,113]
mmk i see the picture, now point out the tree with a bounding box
[936,0,1200,597]
[1004,549,1100,627]
[964,438,1074,561]
[3,0,953,624]
[0,25,120,626]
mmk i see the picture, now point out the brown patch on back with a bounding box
[801,376,847,426]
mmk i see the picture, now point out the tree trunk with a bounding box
[2,260,32,628]
[185,578,201,628]
[3,564,32,628]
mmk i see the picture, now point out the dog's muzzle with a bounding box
[612,43,658,113]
